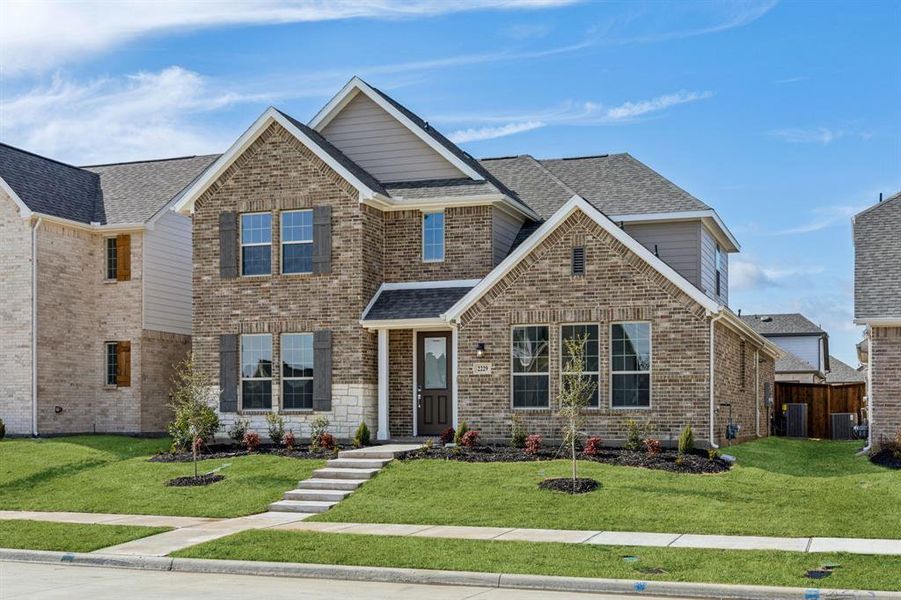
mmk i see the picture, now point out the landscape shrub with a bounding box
[0,418,5,440]
[243,431,260,452]
[167,358,220,452]
[624,418,654,451]
[677,424,694,455]
[353,421,371,448]
[583,436,602,456]
[310,415,330,450]
[283,430,296,451]
[708,447,721,460]
[642,438,662,455]
[460,430,480,448]
[266,413,286,446]
[317,432,336,451]
[439,427,455,445]
[510,414,527,448]
[878,429,901,459]
[454,421,469,445]
[525,434,543,455]
[227,418,250,444]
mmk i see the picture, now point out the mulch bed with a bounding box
[538,477,599,494]
[398,445,730,474]
[166,474,225,487]
[149,443,347,463]
[869,448,901,469]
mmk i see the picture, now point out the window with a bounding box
[611,323,651,408]
[571,247,585,276]
[281,210,313,274]
[105,238,118,280]
[241,213,272,276]
[715,244,725,297]
[105,342,118,386]
[241,334,272,409]
[424,336,447,389]
[561,325,599,407]
[281,333,313,410]
[512,326,549,408]
[422,212,444,262]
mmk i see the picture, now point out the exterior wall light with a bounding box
[476,342,486,357]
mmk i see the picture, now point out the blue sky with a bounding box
[1,0,899,364]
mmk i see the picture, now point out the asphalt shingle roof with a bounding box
[479,155,575,220]
[0,143,101,223]
[740,313,825,336]
[825,355,866,384]
[854,191,901,319]
[384,178,499,199]
[363,287,473,321]
[777,351,819,373]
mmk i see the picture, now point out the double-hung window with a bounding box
[241,334,272,409]
[561,324,600,408]
[105,238,118,280]
[512,326,549,408]
[281,333,314,410]
[105,342,118,386]
[610,323,651,408]
[281,210,313,274]
[422,212,444,262]
[241,213,272,276]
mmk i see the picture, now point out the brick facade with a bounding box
[140,329,191,432]
[714,322,774,446]
[870,326,901,443]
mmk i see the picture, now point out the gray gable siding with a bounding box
[854,192,901,319]
[320,92,464,183]
[143,208,192,335]
[700,224,728,305]
[769,335,823,372]
[492,207,525,266]
[623,221,702,289]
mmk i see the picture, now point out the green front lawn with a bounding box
[173,530,901,592]
[314,438,899,538]
[0,519,170,552]
[0,435,324,517]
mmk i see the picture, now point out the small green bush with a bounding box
[168,401,219,452]
[708,448,721,460]
[310,415,330,450]
[266,413,286,446]
[227,418,250,444]
[453,421,469,446]
[678,424,694,455]
[624,419,654,452]
[510,414,527,448]
[0,417,5,440]
[353,421,371,448]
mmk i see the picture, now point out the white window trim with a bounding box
[280,332,314,412]
[104,341,118,387]
[560,323,601,410]
[609,321,653,410]
[422,211,445,263]
[104,237,118,281]
[280,210,313,275]
[510,324,551,410]
[240,333,273,411]
[240,211,272,277]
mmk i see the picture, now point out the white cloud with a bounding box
[604,90,713,120]
[768,127,842,144]
[449,121,546,143]
[0,0,580,75]
[0,67,261,164]
[773,205,865,235]
[730,260,824,292]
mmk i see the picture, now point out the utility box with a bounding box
[786,403,808,438]
[831,413,856,440]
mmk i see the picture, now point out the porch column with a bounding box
[377,328,390,441]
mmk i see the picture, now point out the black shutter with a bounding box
[219,334,238,412]
[313,330,332,411]
[312,205,332,274]
[219,212,238,279]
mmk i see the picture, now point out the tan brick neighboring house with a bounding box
[854,190,901,447]
[0,143,216,435]
[175,77,779,447]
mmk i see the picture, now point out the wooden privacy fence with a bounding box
[774,382,865,439]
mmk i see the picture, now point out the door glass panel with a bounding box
[424,337,447,389]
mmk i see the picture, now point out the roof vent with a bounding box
[760,316,773,323]
[571,246,586,276]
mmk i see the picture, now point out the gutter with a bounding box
[31,217,43,437]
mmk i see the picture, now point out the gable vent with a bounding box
[571,246,586,276]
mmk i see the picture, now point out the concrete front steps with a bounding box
[268,444,420,514]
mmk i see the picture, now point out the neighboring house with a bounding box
[854,190,901,446]
[824,355,866,385]
[0,143,216,435]
[740,314,830,383]
[174,77,779,447]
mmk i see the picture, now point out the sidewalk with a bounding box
[3,509,901,556]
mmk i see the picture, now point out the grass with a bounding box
[0,435,324,517]
[314,438,900,538]
[172,529,901,592]
[0,519,170,552]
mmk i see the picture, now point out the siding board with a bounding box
[492,208,525,265]
[624,221,701,288]
[143,210,192,334]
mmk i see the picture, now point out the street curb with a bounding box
[2,548,898,600]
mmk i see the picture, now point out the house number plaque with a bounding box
[472,363,492,375]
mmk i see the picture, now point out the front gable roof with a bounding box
[174,107,386,215]
[854,190,901,322]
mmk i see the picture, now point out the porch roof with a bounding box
[362,285,474,325]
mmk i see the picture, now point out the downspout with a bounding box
[864,326,873,452]
[31,217,43,437]
[755,348,761,437]
[709,311,725,449]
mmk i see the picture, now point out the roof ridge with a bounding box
[479,154,532,161]
[0,142,92,173]
[539,153,624,162]
[521,154,579,198]
[81,154,221,168]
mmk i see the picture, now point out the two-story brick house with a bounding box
[0,143,215,435]
[175,77,779,447]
